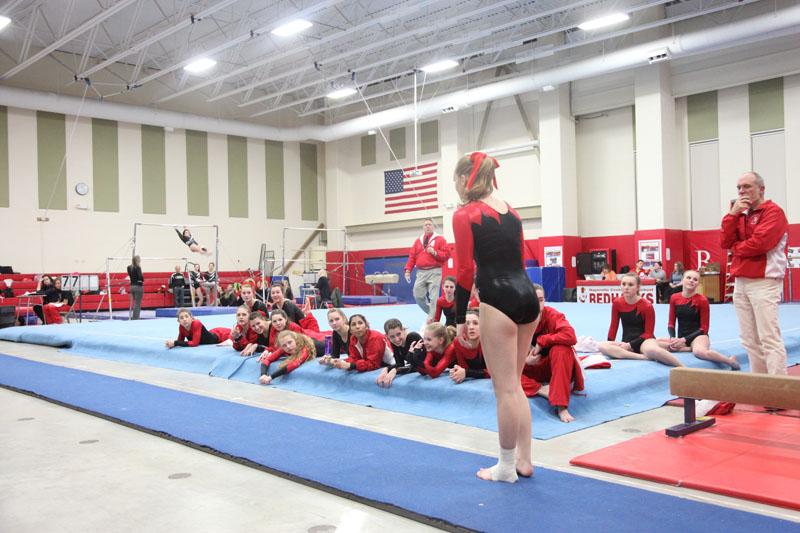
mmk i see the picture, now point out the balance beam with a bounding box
[666,368,800,437]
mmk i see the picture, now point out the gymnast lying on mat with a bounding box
[449,309,488,384]
[656,270,740,370]
[598,274,683,367]
[230,305,258,353]
[374,318,422,387]
[175,226,211,255]
[323,314,393,372]
[165,308,230,348]
[258,330,316,385]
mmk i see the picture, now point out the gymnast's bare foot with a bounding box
[536,384,549,399]
[515,458,533,478]
[557,406,575,423]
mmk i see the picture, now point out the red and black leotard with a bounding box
[668,292,710,345]
[231,324,258,351]
[174,319,224,347]
[449,340,488,379]
[413,347,454,378]
[607,297,655,354]
[434,296,456,326]
[453,201,538,324]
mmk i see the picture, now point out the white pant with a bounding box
[733,277,787,375]
[413,268,442,318]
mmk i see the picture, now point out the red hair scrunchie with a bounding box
[466,151,499,191]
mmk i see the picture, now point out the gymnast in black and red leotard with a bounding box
[452,152,540,483]
[598,274,683,367]
[656,269,739,369]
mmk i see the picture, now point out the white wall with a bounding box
[575,107,637,237]
[0,109,323,275]
[326,96,541,250]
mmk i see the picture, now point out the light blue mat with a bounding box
[1,303,799,440]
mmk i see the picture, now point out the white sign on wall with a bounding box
[543,246,563,267]
[576,283,656,305]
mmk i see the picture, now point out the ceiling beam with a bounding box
[77,0,241,80]
[1,0,140,80]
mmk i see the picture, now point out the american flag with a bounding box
[384,162,438,215]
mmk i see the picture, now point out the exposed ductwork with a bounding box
[1,3,799,143]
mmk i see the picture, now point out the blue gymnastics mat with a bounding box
[1,303,799,440]
[0,353,796,533]
[154,306,236,317]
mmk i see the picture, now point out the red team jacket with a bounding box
[405,233,451,271]
[720,199,788,279]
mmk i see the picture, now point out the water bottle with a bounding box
[325,335,332,356]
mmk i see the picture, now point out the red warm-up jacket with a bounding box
[720,199,788,279]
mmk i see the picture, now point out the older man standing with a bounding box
[720,171,789,375]
[404,218,450,317]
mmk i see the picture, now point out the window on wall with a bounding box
[389,127,406,161]
[361,134,376,166]
[420,120,439,155]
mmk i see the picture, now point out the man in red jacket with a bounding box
[404,218,450,318]
[721,171,789,375]
[521,284,584,423]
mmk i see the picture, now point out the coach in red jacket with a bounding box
[404,218,450,318]
[720,171,789,375]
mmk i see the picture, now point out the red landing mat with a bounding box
[570,411,800,511]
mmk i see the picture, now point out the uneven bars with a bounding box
[106,256,189,261]
[282,226,345,232]
[133,223,220,228]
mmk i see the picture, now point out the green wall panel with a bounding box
[389,127,406,161]
[749,78,784,133]
[36,111,66,210]
[227,135,248,218]
[141,125,166,215]
[420,120,439,154]
[300,142,318,221]
[0,106,8,207]
[361,134,376,166]
[265,140,284,219]
[92,118,119,212]
[687,91,718,143]
[186,130,209,216]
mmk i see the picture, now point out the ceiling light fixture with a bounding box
[271,19,312,37]
[367,129,376,135]
[577,13,630,31]
[0,16,10,31]
[184,57,216,74]
[541,84,555,92]
[327,87,357,99]
[420,59,459,73]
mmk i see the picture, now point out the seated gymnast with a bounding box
[326,314,393,372]
[165,308,230,348]
[410,323,455,379]
[238,283,269,315]
[31,274,65,325]
[175,226,211,255]
[258,330,316,385]
[269,283,304,324]
[598,274,683,367]
[429,276,456,327]
[230,305,258,353]
[449,309,488,384]
[317,308,350,365]
[376,318,423,388]
[219,284,239,307]
[657,270,739,370]
[521,284,584,423]
[240,312,271,356]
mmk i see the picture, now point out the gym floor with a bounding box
[1,340,798,532]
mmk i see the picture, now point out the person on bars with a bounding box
[175,226,211,255]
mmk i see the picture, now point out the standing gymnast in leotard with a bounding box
[452,152,540,483]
